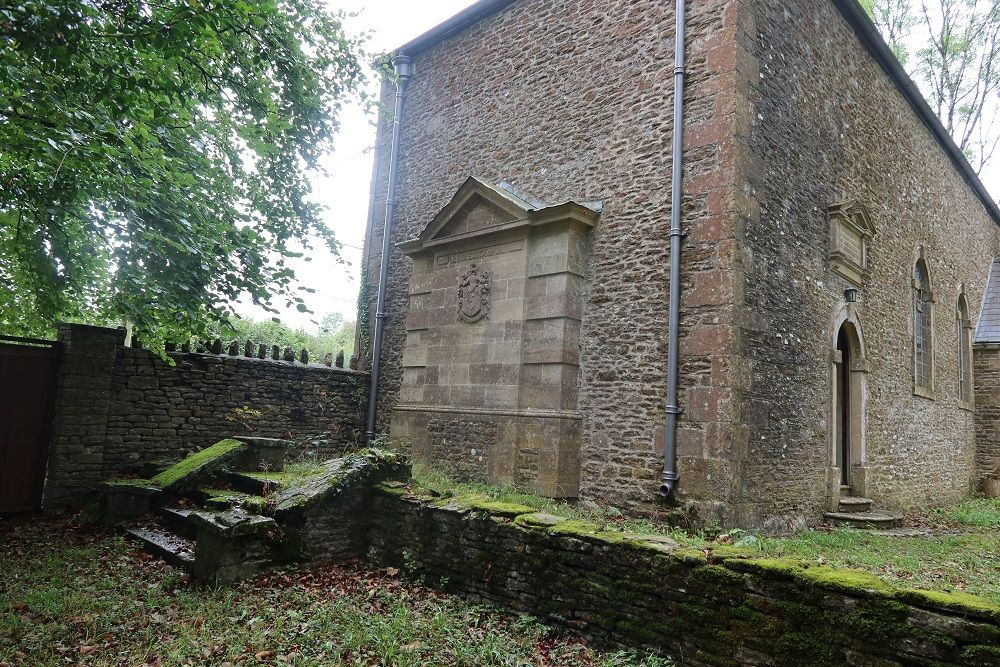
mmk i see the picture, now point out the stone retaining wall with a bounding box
[367,488,1000,667]
[43,324,368,508]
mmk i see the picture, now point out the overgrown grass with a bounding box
[409,465,1000,604]
[0,519,672,667]
[751,529,1000,604]
[932,497,1000,527]
[411,464,703,544]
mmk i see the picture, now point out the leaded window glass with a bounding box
[914,261,933,390]
[958,294,973,403]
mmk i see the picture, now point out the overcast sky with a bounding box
[235,1,1000,333]
[233,0,477,332]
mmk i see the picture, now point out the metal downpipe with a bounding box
[366,55,413,443]
[660,1,686,498]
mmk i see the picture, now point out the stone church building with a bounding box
[359,0,1000,530]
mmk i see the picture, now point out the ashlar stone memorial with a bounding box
[391,177,601,497]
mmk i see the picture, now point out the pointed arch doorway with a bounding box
[832,318,867,495]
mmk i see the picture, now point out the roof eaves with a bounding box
[394,0,518,58]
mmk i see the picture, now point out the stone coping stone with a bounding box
[189,508,276,538]
[269,449,409,519]
[101,480,163,497]
[150,438,247,492]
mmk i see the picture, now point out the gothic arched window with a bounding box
[914,259,934,391]
[958,292,973,403]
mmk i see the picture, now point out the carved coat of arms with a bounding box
[457,263,491,323]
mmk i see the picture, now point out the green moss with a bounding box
[513,513,568,529]
[244,471,292,482]
[706,545,754,561]
[466,499,536,518]
[375,482,411,498]
[841,599,911,642]
[672,548,709,565]
[241,495,268,513]
[151,438,244,488]
[962,644,1000,663]
[896,588,1000,620]
[105,478,159,489]
[547,519,605,538]
[199,488,248,499]
[728,558,805,579]
[617,534,679,555]
[796,566,894,597]
[773,630,841,666]
[693,564,745,586]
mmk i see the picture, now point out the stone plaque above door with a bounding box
[391,177,601,498]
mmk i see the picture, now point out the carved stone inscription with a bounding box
[457,263,491,323]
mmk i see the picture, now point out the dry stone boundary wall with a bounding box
[43,324,368,508]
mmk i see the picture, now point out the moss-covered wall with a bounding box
[367,489,1000,666]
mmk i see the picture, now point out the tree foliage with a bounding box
[862,0,1000,172]
[0,0,367,345]
[209,312,355,360]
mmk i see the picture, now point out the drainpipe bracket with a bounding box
[668,229,688,239]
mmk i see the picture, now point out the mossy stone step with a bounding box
[158,507,197,540]
[196,488,268,514]
[124,526,195,572]
[220,470,283,496]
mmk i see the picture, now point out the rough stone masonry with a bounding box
[43,323,368,508]
[359,0,1000,530]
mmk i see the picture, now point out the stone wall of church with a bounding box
[361,0,745,514]
[974,345,1000,484]
[734,0,1000,527]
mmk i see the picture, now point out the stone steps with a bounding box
[108,448,409,585]
[158,507,198,539]
[124,526,195,571]
[837,496,874,514]
[823,510,903,529]
[220,470,282,496]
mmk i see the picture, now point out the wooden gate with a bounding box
[0,336,58,514]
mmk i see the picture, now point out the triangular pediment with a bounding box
[419,177,544,243]
[397,177,602,256]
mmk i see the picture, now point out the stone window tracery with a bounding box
[914,258,934,392]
